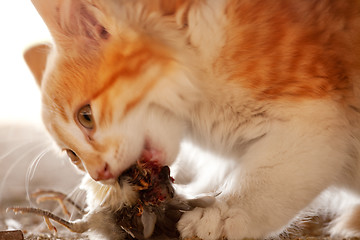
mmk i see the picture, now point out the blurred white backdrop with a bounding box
[0,2,83,209]
[0,0,50,124]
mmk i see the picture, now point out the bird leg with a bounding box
[7,207,89,234]
[31,190,87,216]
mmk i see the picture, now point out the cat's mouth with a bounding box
[114,144,165,184]
[98,143,165,185]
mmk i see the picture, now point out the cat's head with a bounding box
[26,0,197,183]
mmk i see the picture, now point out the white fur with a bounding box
[178,100,356,239]
[80,175,138,211]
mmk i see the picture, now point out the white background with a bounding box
[0,0,50,124]
[0,2,82,206]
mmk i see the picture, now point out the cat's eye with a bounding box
[66,149,81,165]
[77,104,94,129]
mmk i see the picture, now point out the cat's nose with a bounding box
[95,163,114,181]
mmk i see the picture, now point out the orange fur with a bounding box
[95,36,174,122]
[218,0,360,101]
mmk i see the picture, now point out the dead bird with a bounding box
[8,158,215,240]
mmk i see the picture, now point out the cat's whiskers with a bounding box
[97,182,115,207]
[0,141,37,164]
[25,147,53,204]
[65,185,87,218]
[0,136,43,144]
[0,141,50,206]
[34,184,87,222]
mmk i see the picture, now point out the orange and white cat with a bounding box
[25,0,360,239]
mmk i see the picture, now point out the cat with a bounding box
[25,0,360,239]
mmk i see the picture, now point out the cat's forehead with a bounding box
[46,37,169,94]
[41,36,174,132]
[41,54,99,119]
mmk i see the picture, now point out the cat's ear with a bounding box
[24,43,51,86]
[31,0,109,51]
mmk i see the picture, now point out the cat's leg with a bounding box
[178,116,351,240]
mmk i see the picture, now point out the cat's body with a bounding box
[26,0,360,239]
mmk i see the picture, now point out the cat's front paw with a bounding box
[178,201,253,240]
[178,205,225,240]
